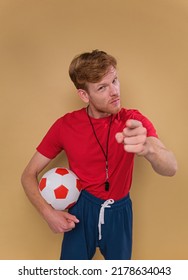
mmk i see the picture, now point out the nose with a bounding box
[109,83,119,96]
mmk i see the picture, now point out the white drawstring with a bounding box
[98,199,114,240]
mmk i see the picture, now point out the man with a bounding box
[21,50,177,260]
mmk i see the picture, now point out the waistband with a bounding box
[81,190,130,209]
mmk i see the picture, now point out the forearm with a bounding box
[144,137,177,176]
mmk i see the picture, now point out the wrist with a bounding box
[138,139,154,157]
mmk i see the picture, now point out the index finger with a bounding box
[126,119,143,129]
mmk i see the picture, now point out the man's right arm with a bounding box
[21,151,79,233]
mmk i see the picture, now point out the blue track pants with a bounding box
[60,190,133,260]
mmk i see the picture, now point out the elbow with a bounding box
[168,152,178,176]
[162,158,178,177]
[21,168,32,191]
[21,170,27,190]
[152,159,178,177]
[163,150,178,177]
[169,160,178,177]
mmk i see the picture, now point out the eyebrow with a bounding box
[97,82,108,87]
[97,75,118,86]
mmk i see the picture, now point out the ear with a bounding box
[77,89,89,103]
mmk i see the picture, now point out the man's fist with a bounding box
[115,119,148,155]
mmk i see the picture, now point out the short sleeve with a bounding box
[36,117,64,159]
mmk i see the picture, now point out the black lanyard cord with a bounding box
[86,106,113,191]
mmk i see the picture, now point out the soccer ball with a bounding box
[39,167,82,210]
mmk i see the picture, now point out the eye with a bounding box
[98,85,106,91]
[112,77,118,84]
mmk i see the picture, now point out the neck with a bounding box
[86,105,111,119]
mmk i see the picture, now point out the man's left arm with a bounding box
[142,136,177,176]
[115,119,177,176]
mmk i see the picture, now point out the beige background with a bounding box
[0,0,187,260]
